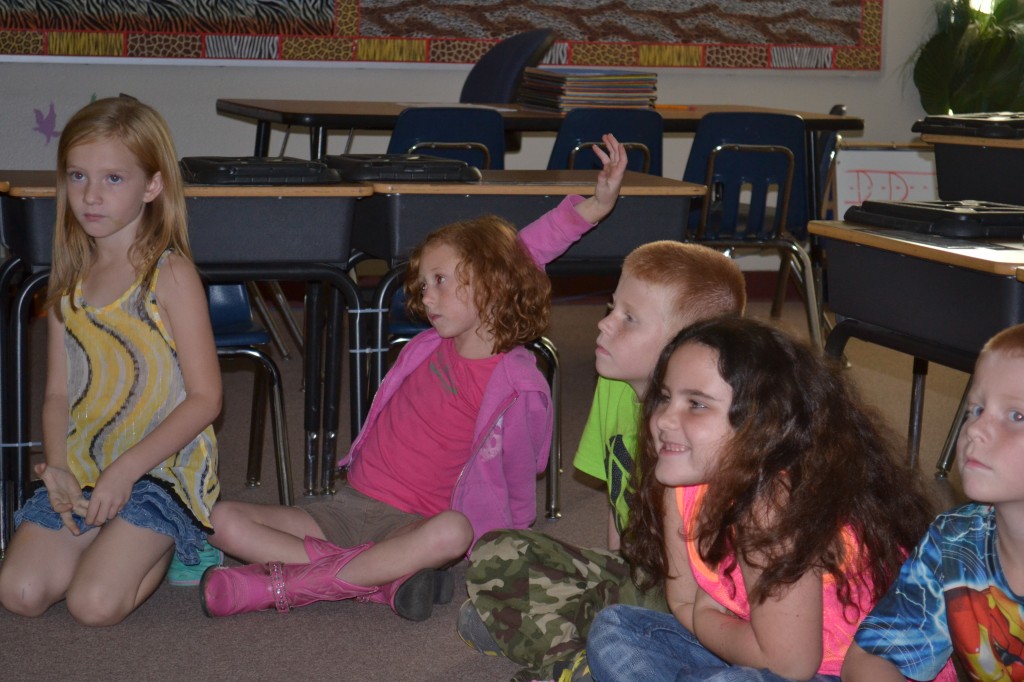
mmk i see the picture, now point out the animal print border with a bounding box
[0,0,883,71]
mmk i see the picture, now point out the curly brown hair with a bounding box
[623,317,935,610]
[404,215,551,355]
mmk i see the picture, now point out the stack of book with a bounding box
[518,67,658,112]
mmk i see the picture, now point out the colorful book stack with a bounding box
[518,67,658,112]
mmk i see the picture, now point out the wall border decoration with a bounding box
[0,0,882,71]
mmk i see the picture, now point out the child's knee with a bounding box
[0,570,51,618]
[65,581,130,627]
[430,511,474,556]
[208,502,242,549]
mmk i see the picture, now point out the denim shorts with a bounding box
[15,478,209,565]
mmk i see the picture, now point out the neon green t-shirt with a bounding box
[573,377,641,535]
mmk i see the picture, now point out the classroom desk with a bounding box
[0,173,372,551]
[810,220,1024,472]
[216,98,862,220]
[216,99,862,158]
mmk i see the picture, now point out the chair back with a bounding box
[459,29,556,104]
[547,108,664,175]
[386,106,507,170]
[683,112,809,239]
[207,283,268,346]
[816,105,846,219]
[693,144,795,242]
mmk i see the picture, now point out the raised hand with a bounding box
[574,133,629,224]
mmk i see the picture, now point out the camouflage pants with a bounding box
[466,529,667,681]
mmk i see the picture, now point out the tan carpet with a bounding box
[0,297,969,681]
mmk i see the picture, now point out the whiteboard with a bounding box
[833,145,937,214]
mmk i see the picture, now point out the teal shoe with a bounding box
[166,540,223,587]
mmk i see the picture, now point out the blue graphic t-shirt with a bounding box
[855,503,1024,681]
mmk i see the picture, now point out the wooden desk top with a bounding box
[0,170,373,198]
[369,170,705,196]
[920,133,1024,150]
[2,169,698,198]
[810,220,1024,276]
[216,99,864,133]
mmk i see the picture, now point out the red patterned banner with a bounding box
[0,0,882,70]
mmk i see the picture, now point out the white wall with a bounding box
[0,0,934,176]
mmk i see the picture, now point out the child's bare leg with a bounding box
[65,518,174,627]
[208,500,323,564]
[0,522,95,617]
[337,510,473,586]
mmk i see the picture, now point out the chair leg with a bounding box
[936,378,971,478]
[776,243,823,348]
[223,347,295,506]
[771,255,793,319]
[264,355,295,507]
[267,280,305,354]
[245,368,269,489]
[247,282,291,360]
[530,337,561,520]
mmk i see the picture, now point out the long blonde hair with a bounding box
[48,96,191,313]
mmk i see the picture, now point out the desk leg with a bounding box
[254,121,271,157]
[320,288,342,495]
[309,126,328,161]
[0,257,25,555]
[11,273,49,519]
[303,283,324,496]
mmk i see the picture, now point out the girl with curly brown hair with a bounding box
[586,316,948,681]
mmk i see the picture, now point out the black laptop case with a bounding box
[180,156,341,185]
[844,199,1024,239]
[323,154,482,182]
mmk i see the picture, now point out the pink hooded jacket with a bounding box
[338,196,595,549]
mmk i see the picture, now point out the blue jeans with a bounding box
[587,605,840,682]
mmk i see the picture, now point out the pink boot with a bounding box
[200,538,379,618]
[361,568,455,622]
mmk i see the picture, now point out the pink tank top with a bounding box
[676,485,874,676]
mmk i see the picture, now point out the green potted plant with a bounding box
[913,0,1024,113]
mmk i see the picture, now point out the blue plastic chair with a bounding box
[683,112,810,239]
[208,283,293,505]
[386,106,507,170]
[460,29,556,104]
[547,108,664,176]
[682,112,822,346]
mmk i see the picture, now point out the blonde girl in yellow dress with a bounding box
[0,97,221,626]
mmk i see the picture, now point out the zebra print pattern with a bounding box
[0,0,333,36]
[206,35,279,60]
[772,46,834,69]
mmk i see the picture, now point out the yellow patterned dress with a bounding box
[62,250,219,532]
